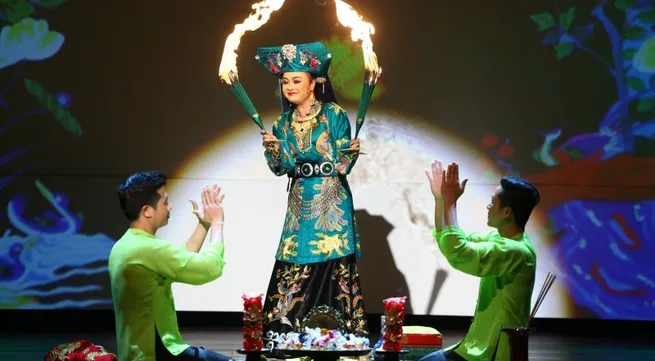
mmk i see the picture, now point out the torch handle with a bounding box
[228,80,265,130]
[252,114,265,131]
[354,70,379,139]
[355,116,365,139]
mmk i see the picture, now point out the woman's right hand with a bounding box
[261,130,280,154]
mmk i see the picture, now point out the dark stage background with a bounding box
[1,0,654,334]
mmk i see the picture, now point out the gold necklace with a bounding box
[291,102,321,152]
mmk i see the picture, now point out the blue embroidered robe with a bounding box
[264,102,361,265]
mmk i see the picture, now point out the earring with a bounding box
[315,76,327,94]
[309,92,316,105]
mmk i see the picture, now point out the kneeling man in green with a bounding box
[109,171,231,361]
[421,161,539,361]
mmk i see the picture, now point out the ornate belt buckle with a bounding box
[320,162,334,176]
[300,163,314,177]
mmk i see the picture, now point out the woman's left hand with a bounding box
[339,138,363,154]
[350,138,360,153]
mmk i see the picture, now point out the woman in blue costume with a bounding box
[256,42,368,348]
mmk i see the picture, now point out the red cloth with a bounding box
[44,340,117,361]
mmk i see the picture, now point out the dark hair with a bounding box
[117,171,167,222]
[280,74,339,113]
[498,177,540,230]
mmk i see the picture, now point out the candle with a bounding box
[242,293,265,351]
[382,296,406,352]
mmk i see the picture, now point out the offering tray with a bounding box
[374,349,409,361]
[280,348,373,361]
[237,348,271,361]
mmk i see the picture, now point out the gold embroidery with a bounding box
[327,102,345,115]
[293,101,322,121]
[336,138,349,148]
[316,129,333,160]
[281,119,289,135]
[289,141,297,157]
[290,118,317,152]
[268,116,285,159]
[272,115,283,130]
[282,147,294,164]
[332,263,368,335]
[309,232,350,257]
[48,342,81,361]
[267,264,312,327]
[288,177,342,220]
[278,235,299,260]
[314,181,349,232]
[283,206,300,233]
[86,351,107,360]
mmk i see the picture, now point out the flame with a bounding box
[218,0,286,85]
[334,0,381,78]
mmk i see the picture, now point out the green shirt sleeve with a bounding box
[141,240,226,285]
[433,226,523,278]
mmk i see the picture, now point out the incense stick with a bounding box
[532,273,556,319]
[527,272,557,327]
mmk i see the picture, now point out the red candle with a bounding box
[242,293,264,351]
[382,296,406,351]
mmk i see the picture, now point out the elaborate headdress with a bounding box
[255,42,337,112]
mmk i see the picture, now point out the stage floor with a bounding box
[1,328,654,361]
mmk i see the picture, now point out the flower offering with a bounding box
[275,327,370,351]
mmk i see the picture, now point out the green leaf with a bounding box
[637,9,655,23]
[614,0,636,12]
[23,78,83,136]
[627,76,646,91]
[530,12,555,31]
[555,42,575,60]
[0,0,34,23]
[559,7,576,31]
[625,26,647,40]
[637,97,655,112]
[623,48,638,61]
